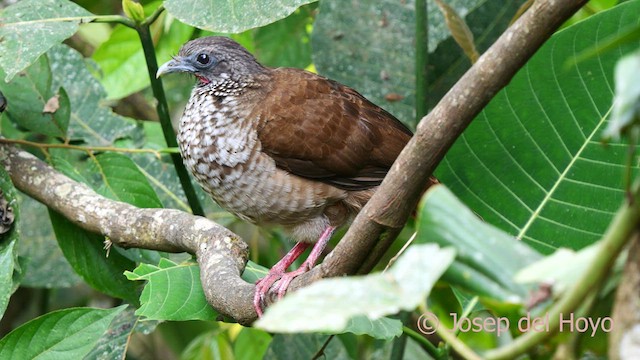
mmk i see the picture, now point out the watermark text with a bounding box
[417,312,613,337]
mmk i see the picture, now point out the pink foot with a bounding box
[253,226,336,316]
[253,242,310,317]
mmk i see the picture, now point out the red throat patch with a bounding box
[196,75,210,84]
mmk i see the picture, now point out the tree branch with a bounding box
[287,0,588,291]
[1,0,587,325]
[0,145,253,324]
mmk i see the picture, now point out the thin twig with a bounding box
[311,335,334,360]
[383,232,417,272]
[0,138,177,158]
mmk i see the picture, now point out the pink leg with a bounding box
[273,226,336,299]
[254,241,310,317]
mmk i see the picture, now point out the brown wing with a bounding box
[254,68,412,191]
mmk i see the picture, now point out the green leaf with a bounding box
[93,152,163,209]
[436,1,640,254]
[83,306,138,360]
[125,258,217,321]
[417,185,540,301]
[49,211,140,304]
[263,333,350,360]
[253,3,315,68]
[603,49,640,140]
[255,244,454,338]
[312,0,522,124]
[47,44,141,145]
[0,0,94,81]
[234,328,272,360]
[163,0,316,33]
[0,306,126,360]
[0,55,71,138]
[92,3,193,100]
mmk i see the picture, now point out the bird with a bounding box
[156,36,435,316]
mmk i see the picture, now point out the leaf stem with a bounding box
[141,5,165,27]
[432,316,483,360]
[0,138,177,157]
[415,0,429,123]
[91,14,135,27]
[484,182,640,360]
[135,24,205,216]
[402,326,443,358]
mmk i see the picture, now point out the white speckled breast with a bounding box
[177,86,346,227]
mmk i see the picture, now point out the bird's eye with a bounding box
[196,53,210,65]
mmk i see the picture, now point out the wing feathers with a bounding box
[255,68,411,191]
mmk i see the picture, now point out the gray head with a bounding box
[156,36,266,86]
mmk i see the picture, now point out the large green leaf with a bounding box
[0,0,94,81]
[163,0,316,33]
[436,1,640,254]
[47,44,141,145]
[255,244,454,339]
[0,306,126,360]
[124,258,217,321]
[49,211,140,304]
[92,153,163,209]
[417,185,540,302]
[0,56,71,138]
[312,0,521,125]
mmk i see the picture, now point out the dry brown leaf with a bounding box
[435,0,480,63]
[384,93,404,102]
[43,94,60,114]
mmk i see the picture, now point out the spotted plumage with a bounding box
[157,36,434,316]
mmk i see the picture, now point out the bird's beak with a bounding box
[156,56,195,78]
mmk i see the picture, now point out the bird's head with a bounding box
[156,36,266,86]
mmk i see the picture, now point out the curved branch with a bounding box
[0,145,252,324]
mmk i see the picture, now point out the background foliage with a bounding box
[0,0,638,359]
